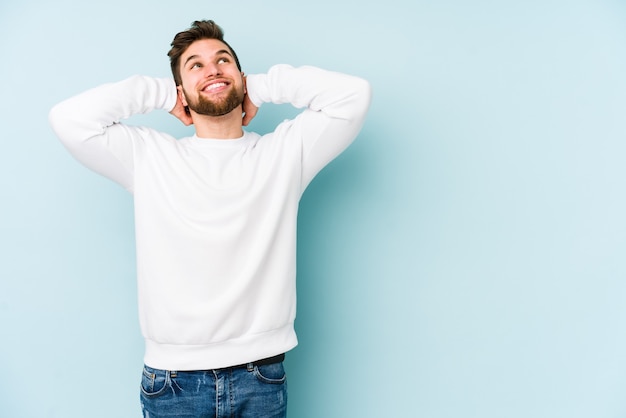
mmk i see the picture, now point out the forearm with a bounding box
[246,65,372,187]
[49,76,177,190]
[246,64,371,123]
[49,75,176,146]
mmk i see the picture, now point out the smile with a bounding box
[203,81,229,92]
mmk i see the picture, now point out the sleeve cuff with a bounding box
[158,78,178,112]
[245,73,265,108]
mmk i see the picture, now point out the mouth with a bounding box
[201,80,230,93]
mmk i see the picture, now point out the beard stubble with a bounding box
[184,85,244,117]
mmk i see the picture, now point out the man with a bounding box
[49,20,370,417]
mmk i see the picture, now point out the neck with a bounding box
[191,107,244,139]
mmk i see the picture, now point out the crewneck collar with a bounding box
[187,131,252,148]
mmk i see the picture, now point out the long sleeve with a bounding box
[246,65,372,189]
[47,66,371,370]
[48,76,178,191]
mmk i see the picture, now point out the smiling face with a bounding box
[178,38,245,117]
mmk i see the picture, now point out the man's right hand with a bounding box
[170,91,193,126]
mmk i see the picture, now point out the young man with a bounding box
[49,20,370,417]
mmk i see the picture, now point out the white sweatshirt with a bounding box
[49,65,371,370]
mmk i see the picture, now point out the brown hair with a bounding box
[167,20,242,86]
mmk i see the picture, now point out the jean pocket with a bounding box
[253,362,287,384]
[140,365,169,397]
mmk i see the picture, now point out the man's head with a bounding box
[168,20,241,86]
[168,20,244,118]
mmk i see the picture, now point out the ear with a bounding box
[241,72,247,94]
[177,85,188,106]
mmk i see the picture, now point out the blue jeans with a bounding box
[139,361,287,418]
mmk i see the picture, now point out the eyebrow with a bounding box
[183,49,233,67]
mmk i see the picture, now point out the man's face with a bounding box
[178,38,244,117]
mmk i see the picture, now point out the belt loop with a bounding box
[246,362,254,372]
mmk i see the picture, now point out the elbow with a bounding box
[351,77,372,122]
[356,77,372,99]
[48,101,70,140]
[48,103,61,131]
[48,100,92,147]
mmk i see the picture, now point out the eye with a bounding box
[217,57,230,64]
[191,62,202,69]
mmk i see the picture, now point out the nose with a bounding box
[204,62,222,78]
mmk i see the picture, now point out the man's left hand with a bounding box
[242,75,258,126]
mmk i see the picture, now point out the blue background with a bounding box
[1,0,626,417]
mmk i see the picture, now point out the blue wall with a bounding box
[2,0,626,417]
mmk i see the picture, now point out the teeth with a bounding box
[205,82,226,91]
